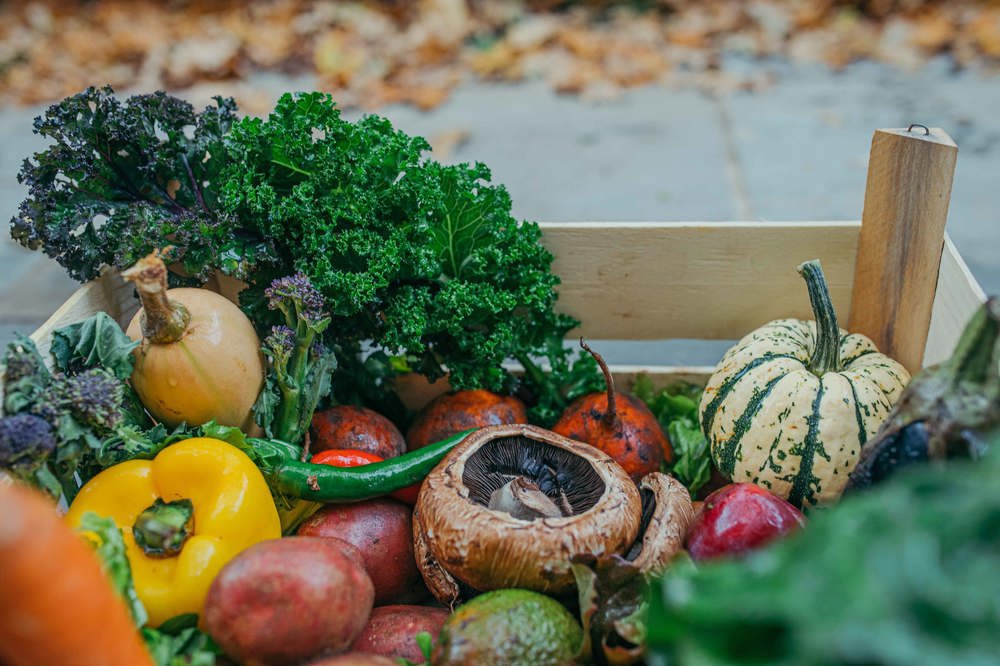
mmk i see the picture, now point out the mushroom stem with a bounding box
[580,338,617,427]
[488,477,567,520]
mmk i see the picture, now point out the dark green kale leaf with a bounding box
[221,92,589,394]
[10,86,242,282]
[648,437,1000,666]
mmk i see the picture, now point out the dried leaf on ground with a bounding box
[0,0,998,112]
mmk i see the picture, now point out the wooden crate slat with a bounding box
[539,221,860,340]
[924,236,988,367]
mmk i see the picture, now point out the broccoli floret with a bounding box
[27,369,125,432]
[54,369,125,430]
[265,273,328,333]
[256,275,336,445]
[0,414,57,480]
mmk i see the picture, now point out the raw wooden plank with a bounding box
[924,236,988,367]
[848,126,958,375]
[539,221,860,340]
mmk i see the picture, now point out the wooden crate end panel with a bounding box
[924,236,988,367]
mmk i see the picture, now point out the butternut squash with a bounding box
[122,253,264,430]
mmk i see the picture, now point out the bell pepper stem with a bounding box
[132,498,194,558]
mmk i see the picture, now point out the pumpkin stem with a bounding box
[797,260,841,375]
[580,338,617,427]
[121,252,190,344]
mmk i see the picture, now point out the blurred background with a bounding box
[2,0,999,357]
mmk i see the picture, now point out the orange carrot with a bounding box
[0,481,154,666]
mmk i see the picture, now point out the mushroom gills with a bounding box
[462,435,606,515]
[623,487,658,561]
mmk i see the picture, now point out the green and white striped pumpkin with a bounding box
[698,260,910,508]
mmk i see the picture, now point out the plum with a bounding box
[685,483,805,561]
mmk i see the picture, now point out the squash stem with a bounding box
[943,297,1000,388]
[797,260,841,375]
[121,252,190,344]
[580,338,618,426]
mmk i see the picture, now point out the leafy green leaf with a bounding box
[77,512,148,626]
[142,616,221,666]
[2,335,50,415]
[648,442,1000,665]
[667,420,712,496]
[50,312,138,379]
[11,86,241,283]
[633,375,712,495]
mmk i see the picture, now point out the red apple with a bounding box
[685,483,805,561]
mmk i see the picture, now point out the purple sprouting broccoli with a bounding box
[0,413,57,482]
[51,369,125,430]
[257,275,336,445]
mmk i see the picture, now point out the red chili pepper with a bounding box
[311,449,421,505]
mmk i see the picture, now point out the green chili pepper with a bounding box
[253,429,475,502]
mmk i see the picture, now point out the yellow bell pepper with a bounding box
[65,437,281,627]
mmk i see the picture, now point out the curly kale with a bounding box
[11,88,599,411]
[221,92,586,395]
[10,86,242,282]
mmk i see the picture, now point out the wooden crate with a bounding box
[27,225,985,399]
[25,126,988,404]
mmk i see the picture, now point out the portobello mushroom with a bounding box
[624,472,696,576]
[413,424,642,605]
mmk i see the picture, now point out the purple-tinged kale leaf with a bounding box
[10,86,246,282]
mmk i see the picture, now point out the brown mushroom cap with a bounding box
[413,424,642,605]
[625,472,696,576]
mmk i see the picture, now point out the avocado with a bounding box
[432,588,582,665]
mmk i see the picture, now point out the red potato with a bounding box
[350,605,450,663]
[405,389,528,450]
[312,406,406,459]
[297,499,425,605]
[203,537,374,666]
[307,654,399,666]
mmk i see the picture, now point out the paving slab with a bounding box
[349,81,738,223]
[722,55,1000,297]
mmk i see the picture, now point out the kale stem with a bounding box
[181,153,210,212]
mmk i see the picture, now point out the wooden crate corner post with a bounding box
[848,125,958,374]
